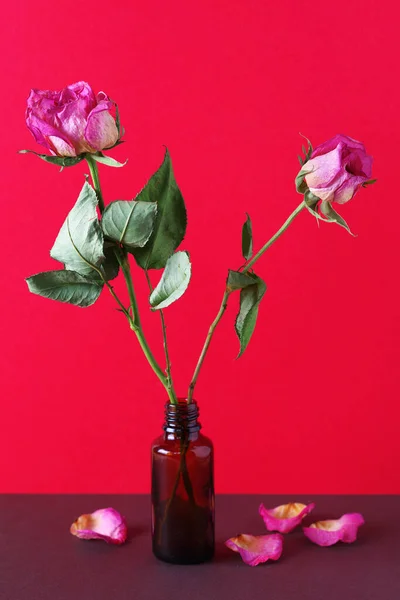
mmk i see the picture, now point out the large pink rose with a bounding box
[26,81,119,157]
[303,134,373,204]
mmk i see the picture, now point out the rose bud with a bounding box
[70,507,128,545]
[303,134,373,204]
[296,134,375,232]
[26,81,119,157]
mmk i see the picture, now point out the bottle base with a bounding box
[152,546,215,565]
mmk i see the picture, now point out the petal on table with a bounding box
[225,533,283,566]
[70,507,128,545]
[259,502,315,533]
[303,513,365,546]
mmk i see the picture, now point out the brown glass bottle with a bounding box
[151,400,215,564]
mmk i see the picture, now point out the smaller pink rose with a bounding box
[303,134,373,205]
[70,507,128,545]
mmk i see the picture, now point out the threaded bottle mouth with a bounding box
[164,400,201,434]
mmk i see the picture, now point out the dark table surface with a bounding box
[0,495,399,600]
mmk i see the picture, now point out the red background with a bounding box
[1,0,399,494]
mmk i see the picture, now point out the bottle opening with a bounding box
[164,400,201,434]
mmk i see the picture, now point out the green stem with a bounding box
[187,200,306,402]
[86,156,177,404]
[114,243,178,405]
[187,290,230,403]
[243,200,305,273]
[86,155,105,213]
[145,271,177,399]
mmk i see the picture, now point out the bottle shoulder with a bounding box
[151,431,213,452]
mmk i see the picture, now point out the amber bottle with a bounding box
[151,400,214,564]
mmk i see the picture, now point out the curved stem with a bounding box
[114,244,178,405]
[86,156,176,404]
[187,200,306,402]
[243,200,305,272]
[187,290,230,403]
[145,271,177,399]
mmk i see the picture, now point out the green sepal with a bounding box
[19,149,85,168]
[130,148,187,270]
[299,134,313,162]
[320,201,353,235]
[242,213,253,261]
[362,178,377,187]
[26,270,103,307]
[235,273,267,358]
[304,189,320,209]
[91,153,127,168]
[295,168,311,194]
[149,251,191,310]
[115,101,122,138]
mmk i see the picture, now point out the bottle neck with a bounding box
[164,400,201,438]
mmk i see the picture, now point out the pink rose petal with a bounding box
[259,502,315,533]
[225,533,283,566]
[70,507,127,545]
[26,82,119,156]
[303,513,365,547]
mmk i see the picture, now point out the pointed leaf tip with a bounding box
[235,273,267,357]
[26,270,103,307]
[242,213,253,261]
[150,251,191,310]
[130,148,187,270]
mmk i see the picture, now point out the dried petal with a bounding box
[259,502,315,533]
[70,507,127,545]
[225,533,283,566]
[303,513,365,546]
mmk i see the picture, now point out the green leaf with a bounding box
[131,149,187,270]
[226,270,256,292]
[26,270,103,307]
[50,181,105,276]
[91,153,127,168]
[101,200,157,248]
[101,244,120,281]
[19,149,85,168]
[242,213,253,261]
[149,251,191,310]
[235,273,267,357]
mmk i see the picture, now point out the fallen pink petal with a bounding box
[259,502,315,533]
[225,533,283,566]
[70,507,128,545]
[303,513,365,547]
